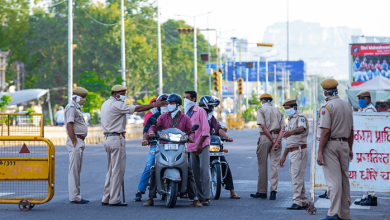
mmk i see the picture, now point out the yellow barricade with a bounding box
[226,114,245,130]
[0,113,55,211]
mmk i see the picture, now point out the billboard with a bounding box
[222,83,235,97]
[226,61,304,82]
[350,44,390,87]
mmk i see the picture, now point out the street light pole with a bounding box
[68,0,73,103]
[120,0,126,87]
[157,0,163,95]
[193,17,197,92]
[207,17,211,95]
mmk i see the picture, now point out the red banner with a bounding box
[351,44,390,56]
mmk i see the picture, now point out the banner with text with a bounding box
[350,44,390,86]
[314,112,390,192]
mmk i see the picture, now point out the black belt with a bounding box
[105,133,125,137]
[329,138,349,142]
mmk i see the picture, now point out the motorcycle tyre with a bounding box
[210,163,222,200]
[165,181,178,208]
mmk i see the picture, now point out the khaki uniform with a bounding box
[101,97,135,204]
[318,95,353,220]
[256,103,285,193]
[64,101,88,201]
[286,111,309,206]
[359,103,377,198]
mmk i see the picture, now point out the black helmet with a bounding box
[199,95,220,113]
[167,93,182,106]
[157,94,169,113]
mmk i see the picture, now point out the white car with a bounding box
[133,115,144,125]
[126,114,135,124]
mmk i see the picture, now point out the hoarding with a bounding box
[350,44,390,87]
[226,61,304,82]
[222,83,235,97]
[314,112,390,192]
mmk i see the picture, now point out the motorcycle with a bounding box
[209,135,229,200]
[149,117,199,208]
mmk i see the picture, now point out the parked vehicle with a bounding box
[209,135,229,200]
[126,114,135,124]
[133,115,144,125]
[149,117,199,208]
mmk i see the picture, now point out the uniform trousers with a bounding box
[67,137,85,201]
[191,145,210,201]
[322,141,351,220]
[288,147,308,206]
[256,133,282,194]
[102,136,126,204]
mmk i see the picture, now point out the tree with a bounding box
[0,94,12,111]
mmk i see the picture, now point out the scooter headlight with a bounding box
[169,133,181,142]
[209,145,220,152]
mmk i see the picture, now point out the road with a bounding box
[1,128,389,219]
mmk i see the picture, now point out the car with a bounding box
[133,115,144,125]
[126,114,135,124]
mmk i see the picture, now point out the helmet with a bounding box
[167,94,182,106]
[156,94,169,113]
[199,95,220,113]
[149,98,157,104]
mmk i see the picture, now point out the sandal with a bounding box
[230,194,241,199]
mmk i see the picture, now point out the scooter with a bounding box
[149,117,199,208]
[209,135,229,200]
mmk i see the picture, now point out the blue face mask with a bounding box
[358,99,368,108]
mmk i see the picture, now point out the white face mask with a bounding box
[119,95,126,102]
[323,91,328,100]
[285,108,296,117]
[150,107,158,114]
[168,104,179,118]
[184,98,196,114]
[208,109,214,120]
[72,95,83,107]
[160,106,169,114]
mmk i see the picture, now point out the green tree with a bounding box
[0,94,12,111]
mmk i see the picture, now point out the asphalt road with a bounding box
[1,128,389,220]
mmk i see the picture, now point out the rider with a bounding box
[142,94,202,207]
[135,94,169,202]
[199,95,240,199]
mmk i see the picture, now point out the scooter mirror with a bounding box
[149,117,157,125]
[192,124,199,131]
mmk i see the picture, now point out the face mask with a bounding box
[150,107,158,114]
[323,91,328,100]
[160,106,169,114]
[285,108,296,117]
[119,95,126,102]
[184,98,196,114]
[72,95,84,107]
[208,109,214,120]
[168,104,179,118]
[358,100,368,108]
[78,98,86,106]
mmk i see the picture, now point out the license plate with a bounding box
[164,144,178,150]
[210,152,224,156]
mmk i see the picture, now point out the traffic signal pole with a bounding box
[68,0,73,104]
[193,17,197,92]
[157,0,163,95]
[120,0,126,87]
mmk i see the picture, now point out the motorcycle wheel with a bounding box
[165,180,178,208]
[210,163,222,200]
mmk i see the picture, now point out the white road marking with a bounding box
[0,193,14,197]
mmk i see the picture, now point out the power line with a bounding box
[80,8,120,26]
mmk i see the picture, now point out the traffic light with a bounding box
[213,71,221,92]
[176,28,194,34]
[238,77,243,95]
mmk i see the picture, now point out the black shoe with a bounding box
[319,215,341,220]
[302,203,309,209]
[319,191,327,198]
[360,195,378,206]
[270,191,276,200]
[134,192,142,201]
[109,202,128,206]
[102,202,109,206]
[250,192,267,199]
[287,203,303,210]
[354,197,366,205]
[70,199,89,204]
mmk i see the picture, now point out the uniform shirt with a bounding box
[56,109,65,124]
[358,103,377,113]
[318,95,353,139]
[257,103,285,132]
[64,101,88,136]
[100,96,136,134]
[148,111,194,145]
[285,111,308,148]
[187,105,210,152]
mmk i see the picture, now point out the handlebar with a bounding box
[221,137,229,142]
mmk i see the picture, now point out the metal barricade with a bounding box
[0,113,55,211]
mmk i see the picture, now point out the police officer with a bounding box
[250,93,285,200]
[354,90,378,206]
[317,79,354,220]
[64,87,89,204]
[100,85,167,206]
[279,98,309,210]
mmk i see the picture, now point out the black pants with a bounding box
[220,156,234,190]
[148,165,198,200]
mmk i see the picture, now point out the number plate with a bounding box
[210,152,224,156]
[164,144,178,150]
